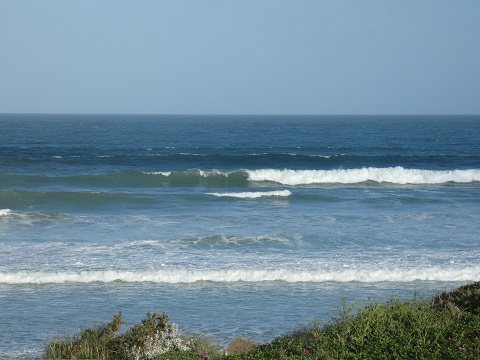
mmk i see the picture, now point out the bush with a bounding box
[44,311,125,359]
[243,282,480,359]
[43,311,191,360]
[44,282,480,359]
[226,337,261,355]
[431,281,480,315]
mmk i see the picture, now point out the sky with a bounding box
[1,0,479,115]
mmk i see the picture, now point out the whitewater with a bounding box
[2,267,479,285]
[0,114,479,359]
[246,167,480,185]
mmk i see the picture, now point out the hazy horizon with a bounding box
[1,1,479,115]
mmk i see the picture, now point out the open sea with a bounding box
[0,114,479,358]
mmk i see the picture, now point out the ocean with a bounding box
[1,114,479,358]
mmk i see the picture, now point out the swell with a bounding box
[2,152,480,172]
[2,167,480,191]
[0,190,154,209]
[0,170,249,189]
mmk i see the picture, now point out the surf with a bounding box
[207,190,292,198]
[1,267,479,284]
[246,167,480,185]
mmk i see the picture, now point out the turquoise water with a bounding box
[1,114,479,358]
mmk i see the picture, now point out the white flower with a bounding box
[129,323,190,360]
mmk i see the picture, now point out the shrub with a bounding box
[43,311,190,360]
[44,282,480,359]
[431,281,480,315]
[43,311,125,359]
[128,322,190,360]
[225,337,261,355]
[243,282,480,359]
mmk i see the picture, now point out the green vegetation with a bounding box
[43,312,196,360]
[44,281,480,359]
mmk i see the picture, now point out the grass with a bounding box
[44,281,480,359]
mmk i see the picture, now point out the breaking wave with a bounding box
[207,190,292,198]
[2,167,479,191]
[0,208,13,216]
[2,267,479,284]
[246,167,480,185]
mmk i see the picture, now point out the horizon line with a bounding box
[1,112,480,117]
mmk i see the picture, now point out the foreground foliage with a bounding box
[43,312,196,360]
[44,281,480,359]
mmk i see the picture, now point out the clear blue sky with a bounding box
[1,0,479,115]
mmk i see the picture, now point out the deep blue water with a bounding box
[0,114,479,358]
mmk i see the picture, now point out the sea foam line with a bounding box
[1,267,479,284]
[246,167,480,185]
[207,190,292,198]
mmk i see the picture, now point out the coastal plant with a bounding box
[43,311,192,360]
[225,337,261,355]
[128,323,190,360]
[137,332,223,360]
[43,311,126,359]
[184,332,223,358]
[431,281,480,315]
[44,282,480,359]
[236,282,480,359]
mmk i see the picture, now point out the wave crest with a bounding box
[0,209,13,216]
[3,167,479,189]
[207,190,292,198]
[247,167,480,185]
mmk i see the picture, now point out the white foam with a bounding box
[246,167,480,185]
[0,209,13,216]
[144,171,172,176]
[207,190,292,198]
[198,169,228,177]
[1,267,478,284]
